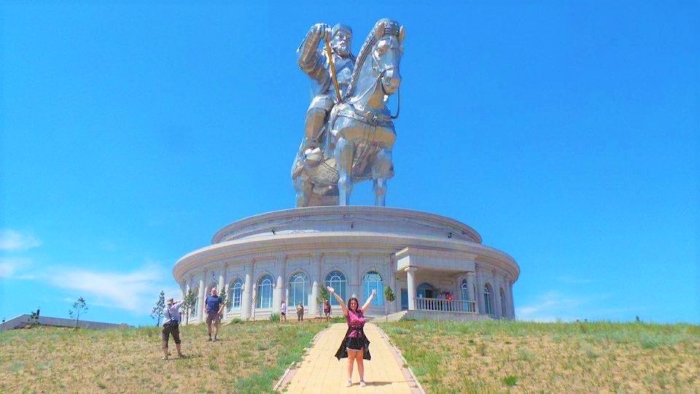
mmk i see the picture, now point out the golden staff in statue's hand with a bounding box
[323,32,343,104]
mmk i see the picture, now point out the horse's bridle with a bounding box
[372,43,401,119]
[346,41,402,120]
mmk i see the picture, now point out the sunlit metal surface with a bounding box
[292,19,405,207]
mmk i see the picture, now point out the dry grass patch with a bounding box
[0,321,326,393]
[381,320,700,393]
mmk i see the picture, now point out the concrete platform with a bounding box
[276,323,423,393]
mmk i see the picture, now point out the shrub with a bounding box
[503,375,518,387]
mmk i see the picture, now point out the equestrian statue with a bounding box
[292,18,405,207]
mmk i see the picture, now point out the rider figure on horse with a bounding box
[296,23,356,161]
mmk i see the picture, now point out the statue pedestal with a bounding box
[174,206,519,322]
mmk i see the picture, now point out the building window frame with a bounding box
[256,274,274,309]
[289,271,309,307]
[325,270,347,306]
[362,271,384,307]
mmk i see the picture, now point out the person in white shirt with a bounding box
[161,297,185,360]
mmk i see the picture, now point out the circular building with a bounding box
[173,206,519,322]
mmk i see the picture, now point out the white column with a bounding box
[310,254,322,318]
[352,253,361,299]
[509,280,516,319]
[500,275,508,319]
[406,267,416,310]
[272,253,287,313]
[494,274,502,319]
[466,272,475,301]
[251,286,257,321]
[241,262,253,320]
[475,265,484,315]
[218,266,225,293]
[466,271,475,313]
[197,274,205,322]
[273,253,286,314]
[274,276,283,314]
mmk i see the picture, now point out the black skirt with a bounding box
[335,327,371,360]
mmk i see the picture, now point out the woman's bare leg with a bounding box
[357,347,365,381]
[347,349,362,382]
[346,351,355,381]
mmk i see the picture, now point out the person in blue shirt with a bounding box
[205,288,224,342]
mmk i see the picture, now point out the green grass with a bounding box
[0,321,327,393]
[380,320,700,393]
[1,320,698,393]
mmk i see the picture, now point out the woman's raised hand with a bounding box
[327,286,335,293]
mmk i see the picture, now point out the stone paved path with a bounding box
[276,323,423,394]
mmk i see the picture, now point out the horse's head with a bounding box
[372,19,404,96]
[346,19,405,106]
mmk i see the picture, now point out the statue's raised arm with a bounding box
[295,23,356,156]
[297,23,332,85]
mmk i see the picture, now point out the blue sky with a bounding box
[1,2,697,327]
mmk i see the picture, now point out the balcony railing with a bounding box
[415,298,477,313]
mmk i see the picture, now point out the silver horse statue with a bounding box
[292,19,405,207]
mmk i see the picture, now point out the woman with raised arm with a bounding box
[327,286,376,387]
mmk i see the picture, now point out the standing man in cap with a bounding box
[294,22,356,161]
[205,287,224,342]
[161,297,185,360]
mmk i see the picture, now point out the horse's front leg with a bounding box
[372,148,393,207]
[334,137,355,206]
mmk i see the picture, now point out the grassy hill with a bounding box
[1,319,697,393]
[384,320,699,393]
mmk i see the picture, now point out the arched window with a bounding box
[256,274,273,309]
[229,279,243,311]
[289,272,309,307]
[484,284,493,315]
[325,270,347,306]
[362,271,384,307]
[500,287,507,318]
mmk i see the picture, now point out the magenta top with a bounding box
[346,309,365,338]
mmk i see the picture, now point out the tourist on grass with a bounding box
[161,297,185,360]
[280,300,287,323]
[328,286,376,387]
[296,302,304,322]
[205,287,224,342]
[323,299,331,322]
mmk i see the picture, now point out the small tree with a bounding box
[69,297,88,328]
[183,289,197,325]
[219,287,232,312]
[384,286,396,321]
[28,308,41,327]
[317,285,330,315]
[150,291,165,327]
[218,287,230,319]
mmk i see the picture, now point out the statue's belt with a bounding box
[336,107,394,128]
